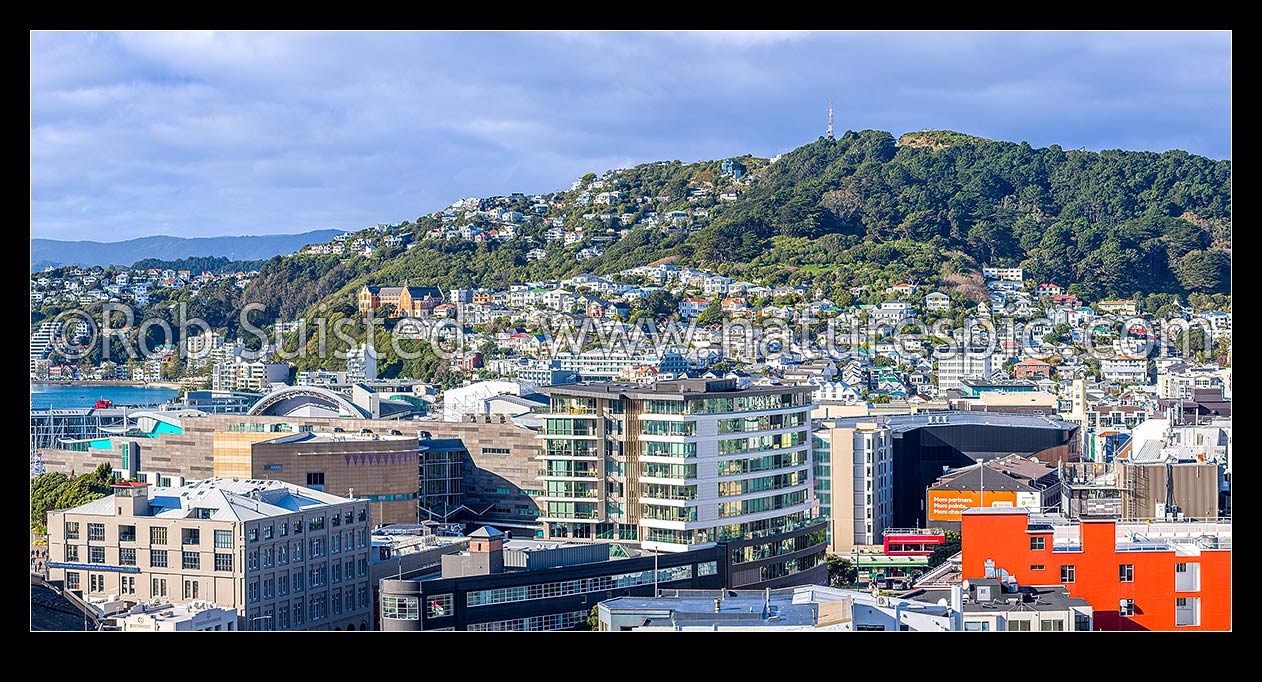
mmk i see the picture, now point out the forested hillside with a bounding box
[240,129,1229,322]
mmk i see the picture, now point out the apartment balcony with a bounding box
[539,511,601,521]
[536,469,600,480]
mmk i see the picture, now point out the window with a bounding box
[248,528,258,543]
[1040,620,1065,631]
[279,522,288,538]
[119,548,136,566]
[1119,564,1134,583]
[382,595,420,620]
[248,551,258,571]
[293,602,304,626]
[120,575,136,595]
[183,580,199,600]
[1175,562,1200,591]
[119,525,136,542]
[152,578,167,597]
[215,553,234,572]
[482,447,510,455]
[292,572,304,593]
[65,522,80,540]
[150,549,168,568]
[182,551,200,570]
[87,523,105,541]
[428,594,453,618]
[1029,536,1045,550]
[214,529,233,549]
[64,545,79,562]
[89,574,102,592]
[182,528,200,546]
[1030,564,1045,571]
[1175,597,1200,627]
[1120,599,1135,617]
[264,525,274,540]
[697,561,718,577]
[1007,619,1031,631]
[344,511,353,525]
[306,472,325,490]
[308,516,325,531]
[88,546,105,564]
[248,581,259,603]
[1075,613,1091,631]
[150,526,167,545]
[293,520,303,534]
[65,571,80,590]
[293,541,303,562]
[963,621,990,631]
[331,513,340,528]
[357,508,366,523]
[278,544,288,566]
[1060,565,1075,583]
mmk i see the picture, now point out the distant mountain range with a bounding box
[30,229,345,271]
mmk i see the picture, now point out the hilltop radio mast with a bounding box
[826,101,834,139]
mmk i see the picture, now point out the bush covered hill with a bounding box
[249,130,1229,320]
[36,129,1230,371]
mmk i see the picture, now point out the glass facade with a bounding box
[717,470,809,497]
[717,451,807,476]
[640,420,696,436]
[640,462,697,479]
[717,411,808,434]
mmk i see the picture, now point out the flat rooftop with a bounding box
[603,587,843,628]
[823,411,1078,433]
[543,380,814,401]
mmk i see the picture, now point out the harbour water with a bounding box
[30,383,180,410]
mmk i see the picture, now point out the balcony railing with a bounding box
[538,469,600,478]
[542,489,601,499]
[541,511,600,520]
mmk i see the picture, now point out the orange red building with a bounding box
[961,508,1230,630]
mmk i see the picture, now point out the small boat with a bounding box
[94,399,113,409]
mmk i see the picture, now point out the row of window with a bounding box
[467,610,587,631]
[466,564,697,607]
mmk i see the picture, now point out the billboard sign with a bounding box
[927,489,1038,522]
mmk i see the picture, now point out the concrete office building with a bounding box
[47,479,373,631]
[825,412,1079,528]
[535,379,827,587]
[212,432,422,525]
[811,421,894,553]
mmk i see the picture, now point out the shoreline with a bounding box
[31,380,183,390]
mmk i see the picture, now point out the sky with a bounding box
[30,30,1231,241]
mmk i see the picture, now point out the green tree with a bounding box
[826,554,858,587]
[927,530,962,569]
[696,299,723,326]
